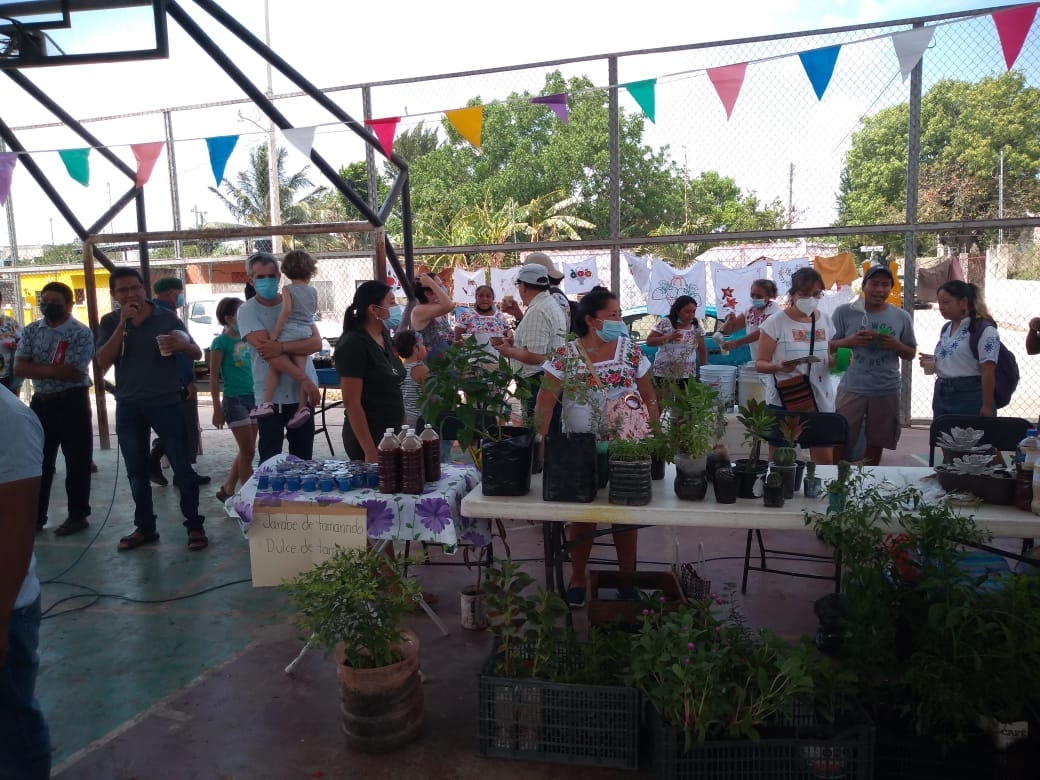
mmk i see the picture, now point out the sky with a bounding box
[0,0,1022,251]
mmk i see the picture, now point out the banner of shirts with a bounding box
[452,268,485,304]
[623,252,652,298]
[647,259,707,318]
[489,267,519,303]
[386,265,404,295]
[712,260,768,320]
[773,257,813,296]
[561,257,600,295]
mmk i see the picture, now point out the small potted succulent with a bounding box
[803,461,821,498]
[734,398,774,499]
[713,464,738,504]
[762,470,785,507]
[826,460,852,512]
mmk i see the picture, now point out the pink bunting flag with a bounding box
[0,152,16,207]
[364,117,400,158]
[131,141,164,188]
[530,93,569,124]
[707,63,747,120]
[993,3,1038,70]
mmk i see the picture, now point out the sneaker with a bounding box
[565,586,586,609]
[286,405,314,430]
[250,402,275,418]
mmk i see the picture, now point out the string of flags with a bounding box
[0,4,1034,208]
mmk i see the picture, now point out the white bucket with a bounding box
[700,364,738,405]
[738,362,768,407]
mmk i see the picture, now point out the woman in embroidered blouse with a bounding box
[533,289,660,609]
[923,280,999,418]
[645,295,707,387]
[453,285,512,355]
[719,278,779,361]
[755,267,835,464]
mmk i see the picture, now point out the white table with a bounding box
[461,465,1040,593]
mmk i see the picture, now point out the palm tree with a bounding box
[510,191,595,242]
[209,144,326,227]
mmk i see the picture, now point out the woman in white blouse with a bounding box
[534,289,659,609]
[645,295,707,387]
[923,280,999,417]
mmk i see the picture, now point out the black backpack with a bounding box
[966,318,1020,409]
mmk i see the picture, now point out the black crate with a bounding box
[477,641,641,770]
[648,700,874,780]
[875,731,1040,780]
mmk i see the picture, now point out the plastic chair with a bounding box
[927,414,1031,466]
[741,412,850,594]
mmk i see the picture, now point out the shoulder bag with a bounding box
[773,313,819,412]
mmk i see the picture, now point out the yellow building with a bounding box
[13,267,112,326]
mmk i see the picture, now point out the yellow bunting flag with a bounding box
[445,106,483,149]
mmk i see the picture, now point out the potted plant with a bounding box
[646,419,673,480]
[762,470,785,507]
[420,340,534,495]
[734,398,775,499]
[803,461,821,498]
[479,558,641,769]
[713,464,738,503]
[772,415,807,499]
[282,547,424,753]
[460,543,491,630]
[934,455,1016,505]
[825,460,852,512]
[658,378,726,500]
[608,435,654,505]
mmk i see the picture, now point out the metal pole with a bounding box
[608,56,620,295]
[164,110,183,259]
[264,0,281,255]
[902,21,924,429]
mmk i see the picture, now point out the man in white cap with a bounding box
[495,264,567,427]
[502,252,573,332]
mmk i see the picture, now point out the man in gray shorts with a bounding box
[830,264,917,465]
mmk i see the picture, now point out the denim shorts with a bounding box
[222,394,257,428]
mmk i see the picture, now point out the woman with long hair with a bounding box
[756,267,836,464]
[534,288,660,608]
[924,280,999,417]
[403,271,455,362]
[334,281,405,462]
[719,278,779,360]
[645,294,707,387]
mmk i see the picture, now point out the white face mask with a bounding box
[794,297,819,316]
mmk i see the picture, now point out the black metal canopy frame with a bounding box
[0,0,417,297]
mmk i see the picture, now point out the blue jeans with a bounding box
[932,376,983,418]
[257,403,315,463]
[0,597,50,780]
[116,399,203,533]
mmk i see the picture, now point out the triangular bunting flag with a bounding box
[131,141,164,188]
[624,79,656,123]
[0,152,16,207]
[707,63,747,119]
[445,106,483,149]
[891,26,935,82]
[993,3,1038,70]
[282,126,316,159]
[205,134,239,186]
[799,45,841,101]
[530,93,569,124]
[58,148,90,186]
[363,117,400,159]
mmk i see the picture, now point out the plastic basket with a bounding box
[476,641,641,770]
[875,730,1040,780]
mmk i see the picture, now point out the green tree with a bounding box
[836,71,1040,254]
[210,144,326,227]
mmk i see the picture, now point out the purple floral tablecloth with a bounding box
[228,456,489,551]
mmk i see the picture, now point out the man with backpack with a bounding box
[830,264,918,464]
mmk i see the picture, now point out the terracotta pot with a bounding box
[335,629,423,753]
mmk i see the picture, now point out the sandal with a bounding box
[286,405,314,430]
[216,488,233,503]
[187,529,209,551]
[118,529,160,551]
[55,518,90,537]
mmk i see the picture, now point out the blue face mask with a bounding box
[750,299,767,309]
[175,292,185,308]
[383,304,403,330]
[253,278,280,300]
[596,319,628,342]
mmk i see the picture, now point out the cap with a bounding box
[863,265,894,284]
[523,252,564,283]
[516,264,550,286]
[153,277,184,294]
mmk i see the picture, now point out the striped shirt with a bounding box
[401,360,423,427]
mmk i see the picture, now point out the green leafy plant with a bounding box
[608,435,653,462]
[419,339,531,453]
[773,415,805,467]
[658,378,726,459]
[736,397,776,465]
[282,546,421,670]
[624,587,839,747]
[805,461,816,480]
[826,459,852,495]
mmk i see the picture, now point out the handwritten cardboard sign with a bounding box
[248,500,367,587]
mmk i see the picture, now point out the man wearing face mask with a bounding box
[236,253,322,463]
[149,277,209,487]
[14,282,94,536]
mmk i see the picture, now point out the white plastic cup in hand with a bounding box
[157,334,172,356]
[920,354,936,375]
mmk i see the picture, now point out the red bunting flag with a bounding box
[131,141,164,188]
[364,117,401,159]
[707,63,747,119]
[993,3,1038,70]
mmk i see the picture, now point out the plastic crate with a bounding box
[476,641,641,770]
[648,700,874,780]
[588,570,686,629]
[875,730,1040,780]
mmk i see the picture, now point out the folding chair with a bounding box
[741,411,850,594]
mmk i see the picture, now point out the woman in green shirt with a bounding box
[335,282,406,462]
[210,297,258,502]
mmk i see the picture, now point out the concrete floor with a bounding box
[33,401,944,779]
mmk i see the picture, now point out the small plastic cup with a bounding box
[269,475,285,492]
[319,475,335,492]
[156,334,172,356]
[255,473,270,490]
[920,354,936,375]
[302,475,318,492]
[285,474,301,492]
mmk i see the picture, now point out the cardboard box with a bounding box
[587,570,687,628]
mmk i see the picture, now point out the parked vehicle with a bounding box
[621,305,751,366]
